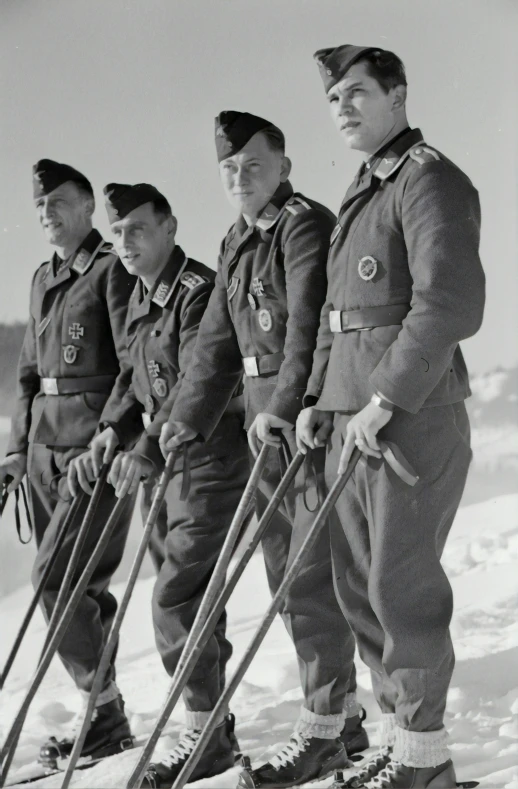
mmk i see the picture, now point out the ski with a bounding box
[5,755,103,787]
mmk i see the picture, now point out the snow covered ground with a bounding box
[0,490,517,789]
[1,367,517,788]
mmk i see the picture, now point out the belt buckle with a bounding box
[142,413,152,429]
[243,357,259,377]
[329,311,343,333]
[42,378,59,395]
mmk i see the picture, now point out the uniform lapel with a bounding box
[126,245,187,332]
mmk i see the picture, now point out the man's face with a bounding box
[327,61,405,154]
[34,181,93,247]
[110,202,175,279]
[219,132,289,219]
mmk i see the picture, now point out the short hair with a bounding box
[357,49,407,93]
[261,124,286,154]
[152,196,173,222]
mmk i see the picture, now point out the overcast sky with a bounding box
[1,0,516,374]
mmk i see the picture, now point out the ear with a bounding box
[392,84,407,111]
[280,155,292,183]
[84,197,95,219]
[166,214,178,239]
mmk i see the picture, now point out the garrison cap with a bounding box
[215,111,285,162]
[32,159,93,199]
[103,182,170,223]
[313,45,380,92]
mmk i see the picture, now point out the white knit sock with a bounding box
[378,713,397,748]
[392,726,450,767]
[295,706,344,739]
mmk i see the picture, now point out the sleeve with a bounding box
[369,162,485,413]
[7,274,40,455]
[169,249,244,440]
[302,250,336,407]
[265,209,333,422]
[133,281,215,467]
[96,257,142,439]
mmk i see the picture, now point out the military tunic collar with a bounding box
[129,245,188,324]
[43,229,106,292]
[371,127,424,181]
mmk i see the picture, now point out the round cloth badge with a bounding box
[258,308,273,332]
[247,293,258,310]
[358,255,378,281]
[144,394,155,414]
[153,378,168,398]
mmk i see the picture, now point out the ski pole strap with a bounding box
[179,442,191,502]
[302,452,322,513]
[0,480,33,544]
[378,440,419,486]
[276,430,293,478]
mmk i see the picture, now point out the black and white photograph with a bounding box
[0,1,517,788]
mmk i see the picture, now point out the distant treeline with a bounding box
[0,323,26,417]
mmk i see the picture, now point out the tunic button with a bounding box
[414,148,422,154]
[247,293,258,310]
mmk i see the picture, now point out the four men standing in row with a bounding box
[0,41,484,789]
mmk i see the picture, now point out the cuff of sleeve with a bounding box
[369,371,421,413]
[302,393,319,408]
[265,390,304,425]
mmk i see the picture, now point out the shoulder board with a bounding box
[152,279,175,308]
[285,195,312,215]
[180,271,209,290]
[408,144,441,165]
[71,237,105,275]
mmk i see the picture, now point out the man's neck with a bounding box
[53,226,92,262]
[363,117,410,159]
[141,241,176,291]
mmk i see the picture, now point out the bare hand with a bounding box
[91,427,119,477]
[160,421,198,459]
[338,402,392,474]
[247,413,294,458]
[108,451,154,499]
[0,453,27,494]
[295,408,334,454]
[68,451,97,497]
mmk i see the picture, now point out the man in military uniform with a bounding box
[0,160,136,764]
[72,182,250,788]
[296,46,485,788]
[162,111,368,789]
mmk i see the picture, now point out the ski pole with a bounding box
[37,467,110,664]
[0,491,128,786]
[172,448,361,789]
[125,447,304,789]
[59,449,181,789]
[0,492,85,692]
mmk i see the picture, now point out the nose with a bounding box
[337,94,352,116]
[40,200,53,220]
[234,167,249,187]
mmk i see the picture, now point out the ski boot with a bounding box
[143,719,234,788]
[332,748,392,788]
[39,695,133,769]
[339,708,369,758]
[237,733,350,788]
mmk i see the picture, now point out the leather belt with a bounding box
[243,352,284,377]
[329,303,410,333]
[40,375,116,396]
[142,413,153,429]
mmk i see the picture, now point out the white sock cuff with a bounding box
[185,709,226,730]
[378,713,397,748]
[295,706,344,739]
[80,682,120,708]
[392,726,450,768]
[343,692,362,719]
